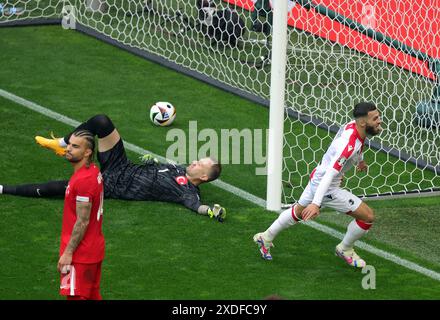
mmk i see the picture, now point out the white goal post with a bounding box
[266,0,287,211]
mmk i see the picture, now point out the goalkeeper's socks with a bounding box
[264,205,301,242]
[0,181,67,197]
[341,219,372,250]
[64,114,116,143]
[1,185,16,195]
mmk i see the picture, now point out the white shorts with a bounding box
[298,183,362,214]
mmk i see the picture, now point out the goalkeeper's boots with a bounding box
[335,243,366,268]
[35,133,66,157]
[208,204,226,222]
[253,232,273,261]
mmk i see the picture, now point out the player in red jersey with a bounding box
[254,102,383,268]
[58,129,105,300]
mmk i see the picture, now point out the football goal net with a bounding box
[1,0,439,210]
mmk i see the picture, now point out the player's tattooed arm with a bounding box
[66,201,92,254]
[58,201,92,272]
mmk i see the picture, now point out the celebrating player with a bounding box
[58,130,105,300]
[254,102,383,267]
[0,114,226,222]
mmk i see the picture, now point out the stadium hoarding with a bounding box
[225,0,439,79]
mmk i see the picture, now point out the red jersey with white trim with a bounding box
[60,163,105,264]
[310,121,365,191]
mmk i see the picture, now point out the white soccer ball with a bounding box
[149,102,176,126]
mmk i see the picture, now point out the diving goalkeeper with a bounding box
[0,114,226,222]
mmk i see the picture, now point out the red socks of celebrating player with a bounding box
[262,205,372,250]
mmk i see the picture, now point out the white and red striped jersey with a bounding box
[309,121,365,204]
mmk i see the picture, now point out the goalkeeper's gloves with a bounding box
[207,204,227,222]
[140,153,159,165]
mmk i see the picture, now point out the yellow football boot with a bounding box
[35,133,66,156]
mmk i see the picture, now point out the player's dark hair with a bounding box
[353,102,377,119]
[72,129,96,166]
[207,157,222,182]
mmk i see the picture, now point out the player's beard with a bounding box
[66,152,81,163]
[366,124,381,136]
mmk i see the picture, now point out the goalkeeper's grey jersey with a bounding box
[102,162,202,212]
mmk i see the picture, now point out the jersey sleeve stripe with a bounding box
[332,130,358,171]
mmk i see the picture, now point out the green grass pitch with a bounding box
[0,25,439,299]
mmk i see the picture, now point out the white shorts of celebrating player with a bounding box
[298,182,362,214]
